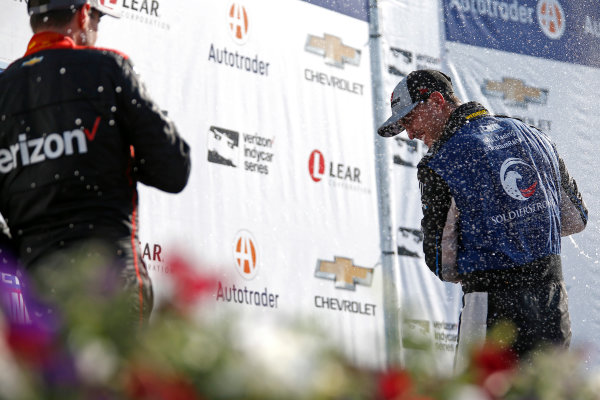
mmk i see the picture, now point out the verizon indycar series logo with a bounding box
[207,126,275,175]
[308,149,370,193]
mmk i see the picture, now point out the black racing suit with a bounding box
[417,102,588,360]
[0,32,191,323]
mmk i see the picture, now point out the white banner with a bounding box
[379,0,463,374]
[0,0,387,368]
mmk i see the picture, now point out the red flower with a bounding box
[5,323,54,365]
[168,255,218,308]
[472,342,517,380]
[126,368,201,400]
[378,369,414,400]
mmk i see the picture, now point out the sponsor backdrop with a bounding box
[0,0,387,369]
[1,0,599,370]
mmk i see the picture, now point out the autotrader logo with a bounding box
[500,158,538,201]
[537,0,565,39]
[233,230,259,280]
[228,3,249,44]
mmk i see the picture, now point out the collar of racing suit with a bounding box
[24,32,128,60]
[25,32,80,57]
[427,101,490,156]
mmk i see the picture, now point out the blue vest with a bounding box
[427,116,562,274]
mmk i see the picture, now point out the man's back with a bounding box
[0,33,190,268]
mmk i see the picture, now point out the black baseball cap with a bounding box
[378,70,454,137]
[28,0,121,18]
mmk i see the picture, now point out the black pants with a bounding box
[22,238,154,327]
[456,280,571,369]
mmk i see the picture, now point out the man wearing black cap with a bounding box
[379,70,588,365]
[0,0,191,324]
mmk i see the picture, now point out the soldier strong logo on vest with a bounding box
[492,157,550,224]
[500,157,538,200]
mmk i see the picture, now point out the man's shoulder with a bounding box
[76,47,132,67]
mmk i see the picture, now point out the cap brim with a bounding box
[95,7,121,18]
[377,101,419,137]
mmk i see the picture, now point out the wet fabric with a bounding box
[0,32,190,322]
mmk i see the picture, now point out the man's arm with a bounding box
[116,58,191,193]
[558,156,588,236]
[418,164,453,280]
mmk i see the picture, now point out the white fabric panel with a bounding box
[455,292,488,373]
[379,0,463,374]
[0,0,386,369]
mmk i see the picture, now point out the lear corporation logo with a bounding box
[118,0,167,29]
[315,257,373,290]
[308,149,325,182]
[233,230,259,280]
[207,126,275,175]
[308,149,368,193]
[305,34,361,69]
[537,0,566,39]
[481,77,548,108]
[500,158,539,201]
[228,3,249,44]
[99,0,118,10]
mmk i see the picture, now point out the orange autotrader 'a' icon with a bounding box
[233,230,259,280]
[228,3,249,44]
[537,0,566,40]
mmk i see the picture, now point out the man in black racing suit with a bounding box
[0,0,191,324]
[378,70,588,367]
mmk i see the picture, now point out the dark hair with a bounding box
[441,92,462,106]
[30,7,81,32]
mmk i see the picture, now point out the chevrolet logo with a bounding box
[315,257,373,290]
[305,34,361,68]
[22,56,44,67]
[481,78,548,107]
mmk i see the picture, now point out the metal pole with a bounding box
[368,0,403,369]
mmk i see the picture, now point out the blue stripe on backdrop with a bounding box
[443,0,600,68]
[300,0,369,22]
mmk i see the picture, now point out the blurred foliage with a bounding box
[0,249,599,400]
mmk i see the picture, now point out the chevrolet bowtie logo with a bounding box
[305,34,361,68]
[22,56,44,67]
[315,257,373,290]
[481,78,548,107]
